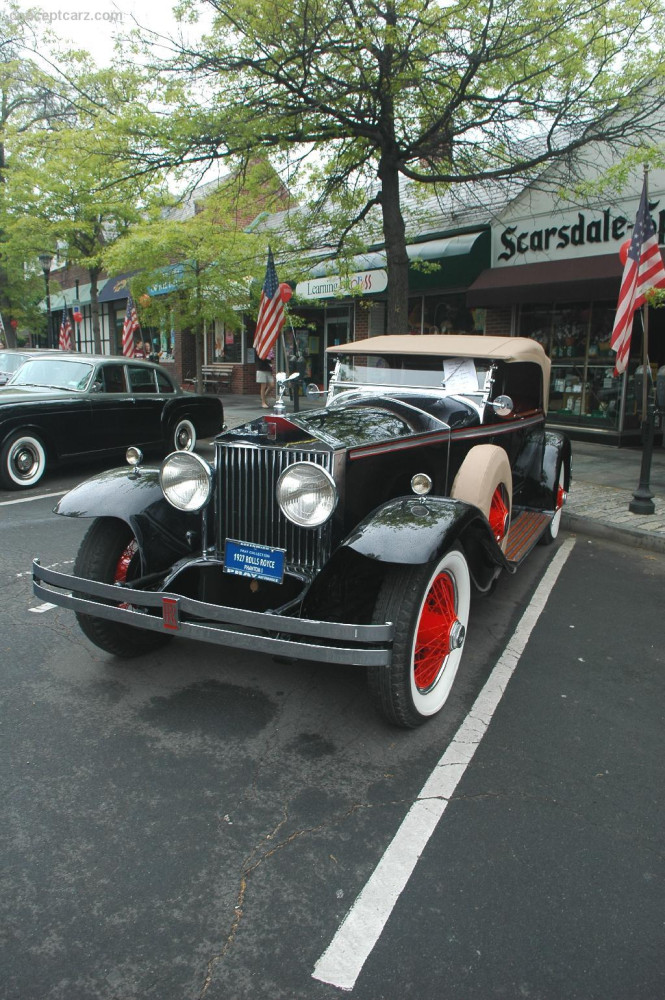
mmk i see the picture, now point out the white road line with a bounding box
[0,491,66,507]
[313,537,576,992]
[30,603,57,613]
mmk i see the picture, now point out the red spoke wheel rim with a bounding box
[115,540,138,609]
[489,485,510,544]
[414,571,458,692]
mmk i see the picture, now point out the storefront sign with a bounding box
[296,269,388,299]
[494,199,665,267]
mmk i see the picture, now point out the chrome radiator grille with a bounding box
[216,443,336,574]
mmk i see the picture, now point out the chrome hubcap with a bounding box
[449,620,466,650]
[15,447,36,475]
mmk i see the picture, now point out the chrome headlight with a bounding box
[160,452,213,512]
[276,461,337,527]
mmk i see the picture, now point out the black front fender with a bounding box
[54,466,199,571]
[342,495,502,568]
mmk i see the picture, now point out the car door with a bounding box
[126,365,166,446]
[86,363,140,452]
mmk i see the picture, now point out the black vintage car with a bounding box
[0,353,224,489]
[34,335,571,727]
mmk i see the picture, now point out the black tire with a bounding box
[0,431,47,489]
[74,518,170,657]
[367,546,471,728]
[539,462,567,545]
[171,417,196,452]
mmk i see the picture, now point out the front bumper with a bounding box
[33,560,394,667]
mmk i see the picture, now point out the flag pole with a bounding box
[629,166,656,515]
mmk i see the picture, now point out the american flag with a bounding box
[122,295,140,358]
[610,176,665,375]
[253,248,285,360]
[59,308,72,351]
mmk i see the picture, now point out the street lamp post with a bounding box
[38,253,54,348]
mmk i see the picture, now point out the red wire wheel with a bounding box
[115,540,139,584]
[488,485,510,545]
[450,445,512,553]
[115,539,139,610]
[368,546,471,727]
[413,570,459,692]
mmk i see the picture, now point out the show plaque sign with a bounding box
[224,539,286,584]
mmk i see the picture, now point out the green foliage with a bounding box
[102,160,290,337]
[0,2,81,342]
[2,55,169,348]
[131,0,665,331]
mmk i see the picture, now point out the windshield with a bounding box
[9,358,94,391]
[0,354,30,374]
[329,354,491,396]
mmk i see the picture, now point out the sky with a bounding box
[16,0,210,68]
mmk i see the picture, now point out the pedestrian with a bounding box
[148,337,162,363]
[256,351,274,407]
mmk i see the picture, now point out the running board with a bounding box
[504,510,551,566]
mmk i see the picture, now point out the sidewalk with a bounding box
[219,393,665,553]
[563,438,665,552]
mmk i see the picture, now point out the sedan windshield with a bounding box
[9,359,94,391]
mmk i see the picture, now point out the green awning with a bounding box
[408,230,491,292]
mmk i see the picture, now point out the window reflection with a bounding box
[519,301,626,430]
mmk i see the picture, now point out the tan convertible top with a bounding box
[327,334,549,374]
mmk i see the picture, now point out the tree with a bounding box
[0,2,77,345]
[125,0,665,333]
[102,161,288,388]
[3,63,168,351]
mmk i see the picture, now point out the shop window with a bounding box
[368,302,385,336]
[407,293,483,335]
[520,301,625,430]
[408,297,423,334]
[214,320,242,363]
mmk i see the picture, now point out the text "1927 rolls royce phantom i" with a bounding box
[34,335,571,728]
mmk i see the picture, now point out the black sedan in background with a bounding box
[0,349,59,386]
[0,353,224,489]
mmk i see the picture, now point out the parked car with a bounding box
[0,353,224,489]
[0,348,60,386]
[34,335,571,727]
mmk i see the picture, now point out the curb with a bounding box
[562,511,665,554]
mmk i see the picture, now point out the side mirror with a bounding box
[492,394,514,418]
[305,382,324,398]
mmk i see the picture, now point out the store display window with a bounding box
[408,293,485,335]
[519,301,627,431]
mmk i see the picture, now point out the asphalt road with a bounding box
[2,470,663,1000]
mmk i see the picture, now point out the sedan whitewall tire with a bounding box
[172,418,197,452]
[0,431,47,489]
